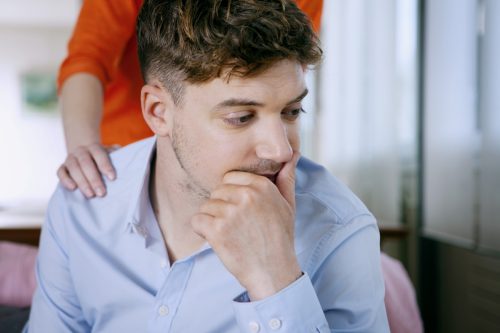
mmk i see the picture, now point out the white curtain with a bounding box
[313,0,418,226]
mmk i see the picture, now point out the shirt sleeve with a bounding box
[232,215,389,333]
[232,273,329,333]
[23,188,90,333]
[57,0,140,91]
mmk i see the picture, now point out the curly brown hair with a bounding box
[137,0,322,104]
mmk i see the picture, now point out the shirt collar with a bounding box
[120,136,213,258]
[122,137,158,235]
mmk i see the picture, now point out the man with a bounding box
[26,0,389,332]
[56,0,322,199]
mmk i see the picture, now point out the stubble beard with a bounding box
[171,122,286,201]
[171,123,211,201]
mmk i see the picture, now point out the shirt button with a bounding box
[248,321,260,333]
[158,305,169,316]
[135,225,148,238]
[269,318,282,330]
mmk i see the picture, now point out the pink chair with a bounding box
[381,252,424,333]
[0,241,37,307]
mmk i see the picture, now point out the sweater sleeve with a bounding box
[58,0,322,92]
[57,0,141,91]
[296,0,323,33]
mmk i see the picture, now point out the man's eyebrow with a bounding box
[212,98,264,112]
[211,88,309,112]
[287,88,308,105]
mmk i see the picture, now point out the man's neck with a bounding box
[149,141,206,263]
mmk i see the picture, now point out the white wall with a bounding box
[0,1,78,214]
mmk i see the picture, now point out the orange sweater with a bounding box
[58,0,323,146]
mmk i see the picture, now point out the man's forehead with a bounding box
[184,60,307,108]
[223,60,306,86]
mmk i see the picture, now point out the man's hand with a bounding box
[191,152,302,301]
[57,143,118,198]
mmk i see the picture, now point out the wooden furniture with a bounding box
[379,224,409,246]
[0,210,43,246]
[0,228,41,246]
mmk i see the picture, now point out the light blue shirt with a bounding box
[25,137,388,332]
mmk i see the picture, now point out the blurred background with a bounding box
[0,0,499,332]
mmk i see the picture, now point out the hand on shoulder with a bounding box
[57,143,119,198]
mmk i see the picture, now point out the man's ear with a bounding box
[141,83,174,137]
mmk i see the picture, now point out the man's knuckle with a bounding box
[224,208,237,221]
[199,202,211,213]
[239,187,255,203]
[255,176,268,187]
[213,218,226,234]
[210,188,221,197]
[192,214,209,228]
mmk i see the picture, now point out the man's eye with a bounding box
[282,108,305,121]
[223,113,254,126]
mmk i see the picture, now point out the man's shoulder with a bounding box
[294,157,379,269]
[108,136,156,175]
[100,136,155,195]
[295,157,372,224]
[48,137,155,232]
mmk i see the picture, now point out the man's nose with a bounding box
[255,120,293,163]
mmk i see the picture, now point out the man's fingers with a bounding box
[276,151,300,208]
[191,213,214,240]
[57,166,77,191]
[199,199,232,217]
[210,184,247,202]
[222,172,256,186]
[89,144,116,180]
[221,153,300,206]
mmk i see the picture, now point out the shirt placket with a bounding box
[149,259,195,332]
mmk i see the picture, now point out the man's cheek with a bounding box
[287,127,300,149]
